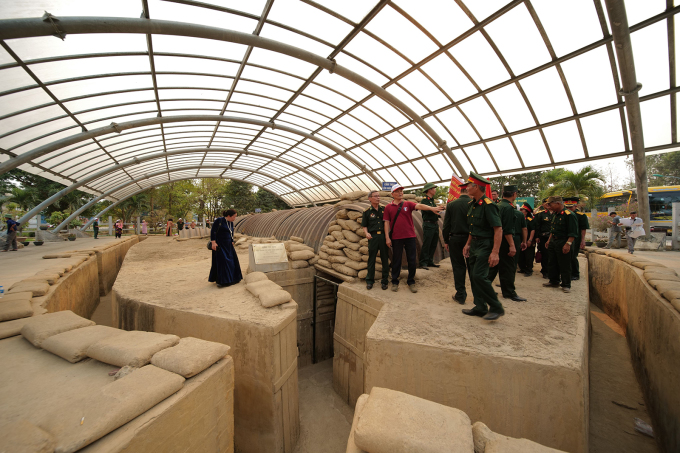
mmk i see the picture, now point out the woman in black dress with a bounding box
[209,209,243,288]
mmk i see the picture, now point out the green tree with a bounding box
[255,188,289,212]
[487,171,543,203]
[539,165,605,209]
[625,151,680,187]
[111,193,149,223]
[155,180,197,220]
[195,179,228,221]
[223,180,257,214]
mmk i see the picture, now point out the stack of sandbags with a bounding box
[284,239,319,269]
[335,190,369,208]
[233,234,282,253]
[244,272,295,308]
[316,210,369,282]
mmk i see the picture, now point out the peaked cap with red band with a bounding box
[458,171,491,188]
[563,197,579,206]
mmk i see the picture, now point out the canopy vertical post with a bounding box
[604,0,651,237]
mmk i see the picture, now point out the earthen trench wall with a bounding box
[588,253,680,453]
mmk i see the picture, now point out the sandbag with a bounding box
[319,250,330,260]
[485,437,566,453]
[347,211,363,221]
[151,337,230,378]
[355,228,366,238]
[0,317,31,340]
[327,248,346,256]
[31,272,61,285]
[308,256,319,265]
[0,299,33,322]
[42,325,125,363]
[21,311,95,348]
[327,241,345,250]
[318,259,332,268]
[259,290,292,308]
[403,194,416,199]
[0,420,55,453]
[345,260,367,271]
[325,235,336,242]
[329,255,349,264]
[244,272,268,284]
[358,269,368,279]
[360,246,369,255]
[291,260,310,269]
[354,387,473,453]
[344,249,363,262]
[360,238,369,247]
[329,220,338,226]
[341,240,361,251]
[290,236,304,243]
[339,219,360,230]
[8,280,50,297]
[332,230,345,241]
[87,331,180,367]
[340,190,368,200]
[379,191,391,197]
[336,209,349,219]
[332,263,358,277]
[336,200,353,207]
[246,280,282,297]
[290,250,315,261]
[328,225,342,232]
[1,291,32,302]
[342,230,361,243]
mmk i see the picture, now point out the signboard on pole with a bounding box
[447,175,465,202]
[381,181,397,191]
[255,208,262,213]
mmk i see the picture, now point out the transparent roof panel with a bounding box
[0,1,676,206]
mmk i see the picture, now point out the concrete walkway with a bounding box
[603,249,680,274]
[0,236,119,288]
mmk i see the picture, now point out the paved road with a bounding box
[0,236,119,288]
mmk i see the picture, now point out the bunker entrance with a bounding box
[312,275,340,364]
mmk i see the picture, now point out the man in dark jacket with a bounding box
[443,187,471,304]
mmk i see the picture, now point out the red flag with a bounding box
[485,184,492,199]
[447,175,464,202]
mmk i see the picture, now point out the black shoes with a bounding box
[381,283,388,290]
[452,296,465,305]
[418,266,429,270]
[429,263,440,268]
[524,272,533,277]
[542,282,560,288]
[571,276,580,281]
[505,295,527,302]
[483,312,504,321]
[366,283,373,290]
[462,309,485,317]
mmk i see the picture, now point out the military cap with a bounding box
[4,213,12,218]
[520,202,533,211]
[542,197,549,203]
[547,196,563,204]
[422,182,437,192]
[563,197,579,206]
[459,171,491,188]
[503,185,518,193]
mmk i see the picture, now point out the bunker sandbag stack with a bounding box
[244,272,295,308]
[284,238,320,269]
[233,233,280,254]
[345,387,566,453]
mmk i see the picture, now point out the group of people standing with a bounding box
[360,172,591,322]
[165,218,198,236]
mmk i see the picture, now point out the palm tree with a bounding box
[9,187,37,211]
[539,165,605,209]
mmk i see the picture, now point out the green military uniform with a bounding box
[565,198,590,280]
[467,195,504,316]
[487,198,518,299]
[361,204,390,286]
[533,202,553,277]
[419,184,440,268]
[512,208,526,268]
[93,219,99,239]
[518,206,535,275]
[547,204,579,289]
[442,194,471,303]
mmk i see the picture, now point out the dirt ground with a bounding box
[346,256,588,369]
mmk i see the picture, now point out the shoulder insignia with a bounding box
[565,210,571,215]
[364,207,370,212]
[576,212,585,215]
[484,198,492,204]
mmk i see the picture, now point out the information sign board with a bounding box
[382,181,397,191]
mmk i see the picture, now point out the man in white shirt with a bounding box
[619,211,644,254]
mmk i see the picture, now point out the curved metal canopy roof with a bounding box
[0,0,677,207]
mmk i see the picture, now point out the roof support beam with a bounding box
[54,163,305,232]
[0,114,380,185]
[604,0,651,237]
[80,175,290,231]
[16,146,338,227]
[0,16,465,176]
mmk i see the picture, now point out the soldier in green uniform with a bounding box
[513,204,527,269]
[418,183,441,270]
[518,203,535,276]
[543,196,579,293]
[442,187,471,304]
[361,190,390,291]
[93,217,99,239]
[564,197,589,281]
[460,173,505,321]
[533,198,553,279]
[488,185,527,302]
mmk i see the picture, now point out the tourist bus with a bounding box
[594,185,680,234]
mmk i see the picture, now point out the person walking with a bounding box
[384,184,444,293]
[165,218,174,236]
[209,209,243,288]
[543,197,579,293]
[564,197,589,280]
[177,218,184,234]
[361,190,390,291]
[141,219,148,235]
[114,219,123,239]
[487,185,527,302]
[2,214,18,252]
[533,198,553,278]
[442,187,471,304]
[459,173,505,321]
[418,182,442,270]
[604,212,622,249]
[92,217,99,239]
[620,212,644,254]
[518,203,535,276]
